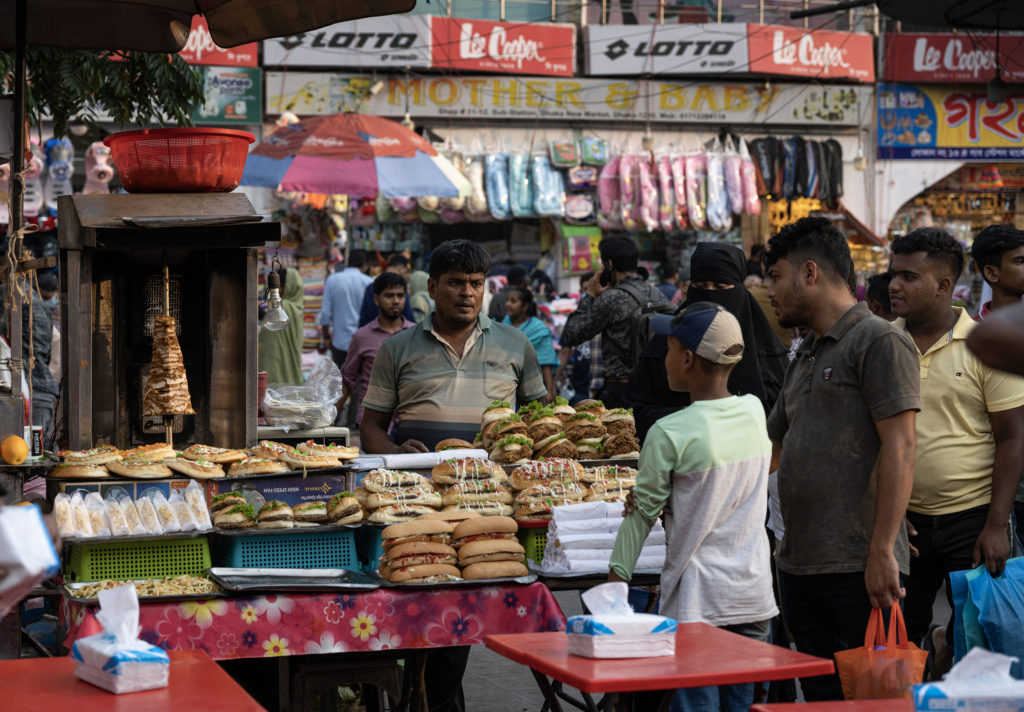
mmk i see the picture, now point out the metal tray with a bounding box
[62,579,224,606]
[207,567,379,593]
[374,573,538,589]
[63,529,211,546]
[211,522,362,536]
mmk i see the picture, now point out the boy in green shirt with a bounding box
[610,303,776,712]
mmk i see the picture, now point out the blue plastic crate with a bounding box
[213,529,358,570]
[356,526,386,574]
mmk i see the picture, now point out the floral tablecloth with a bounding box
[61,582,566,660]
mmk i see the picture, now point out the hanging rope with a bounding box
[3,165,41,399]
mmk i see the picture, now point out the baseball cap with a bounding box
[651,302,744,365]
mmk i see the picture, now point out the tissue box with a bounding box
[567,613,677,658]
[913,682,1024,712]
[71,631,170,694]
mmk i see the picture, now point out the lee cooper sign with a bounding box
[882,33,1024,83]
[430,18,575,77]
[179,16,257,66]
[748,24,874,83]
[263,16,431,68]
[585,24,748,76]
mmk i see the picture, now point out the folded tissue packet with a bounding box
[567,582,677,659]
[914,648,1024,712]
[71,584,169,694]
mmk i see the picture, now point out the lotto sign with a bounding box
[430,17,576,77]
[747,24,874,83]
[262,16,432,68]
[878,83,1024,159]
[585,24,748,76]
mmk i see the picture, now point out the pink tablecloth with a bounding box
[61,582,566,660]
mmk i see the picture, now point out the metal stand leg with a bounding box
[532,669,567,712]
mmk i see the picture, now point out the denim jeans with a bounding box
[669,619,772,712]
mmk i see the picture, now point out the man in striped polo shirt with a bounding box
[361,239,547,451]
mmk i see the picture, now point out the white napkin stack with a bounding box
[539,501,666,575]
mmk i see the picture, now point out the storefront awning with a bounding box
[812,202,885,247]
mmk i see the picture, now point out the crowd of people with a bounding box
[250,222,1024,711]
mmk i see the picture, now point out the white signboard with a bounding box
[262,15,432,68]
[266,72,871,127]
[585,23,749,76]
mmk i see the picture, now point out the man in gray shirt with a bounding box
[765,218,920,700]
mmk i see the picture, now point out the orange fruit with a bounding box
[1,434,28,465]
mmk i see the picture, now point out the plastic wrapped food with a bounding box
[150,491,181,533]
[135,496,163,535]
[597,157,622,230]
[684,154,707,229]
[70,492,94,538]
[53,493,76,538]
[184,481,213,531]
[485,153,512,220]
[440,152,466,211]
[637,157,659,232]
[739,139,761,216]
[169,492,197,532]
[119,496,147,536]
[509,153,535,218]
[670,155,688,229]
[532,155,566,217]
[618,154,639,230]
[104,496,131,537]
[464,155,489,218]
[656,156,675,231]
[85,492,112,537]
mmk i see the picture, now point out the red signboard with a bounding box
[178,16,258,67]
[747,24,874,83]
[430,17,575,77]
[882,33,1024,83]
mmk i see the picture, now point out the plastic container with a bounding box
[65,536,212,582]
[212,529,358,570]
[104,128,254,193]
[517,527,548,564]
[356,526,386,574]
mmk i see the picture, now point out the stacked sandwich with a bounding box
[564,400,608,459]
[162,444,247,480]
[210,493,256,529]
[362,469,442,523]
[453,516,528,579]
[377,518,460,583]
[599,408,640,459]
[481,402,534,464]
[51,445,123,480]
[508,459,586,521]
[525,407,578,460]
[287,492,363,527]
[224,439,358,476]
[431,457,513,516]
[581,465,638,503]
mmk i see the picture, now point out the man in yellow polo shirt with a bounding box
[890,228,1024,676]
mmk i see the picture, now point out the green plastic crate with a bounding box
[65,537,212,582]
[517,528,547,564]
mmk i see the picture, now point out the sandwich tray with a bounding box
[374,573,538,589]
[212,522,363,536]
[207,567,379,593]
[62,579,224,606]
[220,463,354,481]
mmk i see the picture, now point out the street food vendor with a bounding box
[358,239,546,712]
[361,239,548,453]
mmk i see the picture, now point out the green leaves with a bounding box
[0,48,204,137]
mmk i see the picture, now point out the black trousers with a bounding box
[329,346,359,430]
[778,571,874,701]
[905,504,996,649]
[425,646,469,712]
[598,381,630,409]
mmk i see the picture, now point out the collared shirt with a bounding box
[768,302,920,576]
[341,316,415,424]
[894,307,1024,516]
[362,312,547,449]
[560,275,670,382]
[318,267,373,351]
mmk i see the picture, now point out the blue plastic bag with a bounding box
[950,565,989,663]
[952,559,1024,679]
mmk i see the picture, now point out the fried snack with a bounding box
[61,445,121,465]
[181,444,247,464]
[143,314,195,415]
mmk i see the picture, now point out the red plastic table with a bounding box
[753,701,913,712]
[0,649,264,712]
[486,623,836,712]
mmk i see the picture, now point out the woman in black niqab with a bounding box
[625,242,790,441]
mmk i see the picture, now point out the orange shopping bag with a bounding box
[835,604,928,700]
